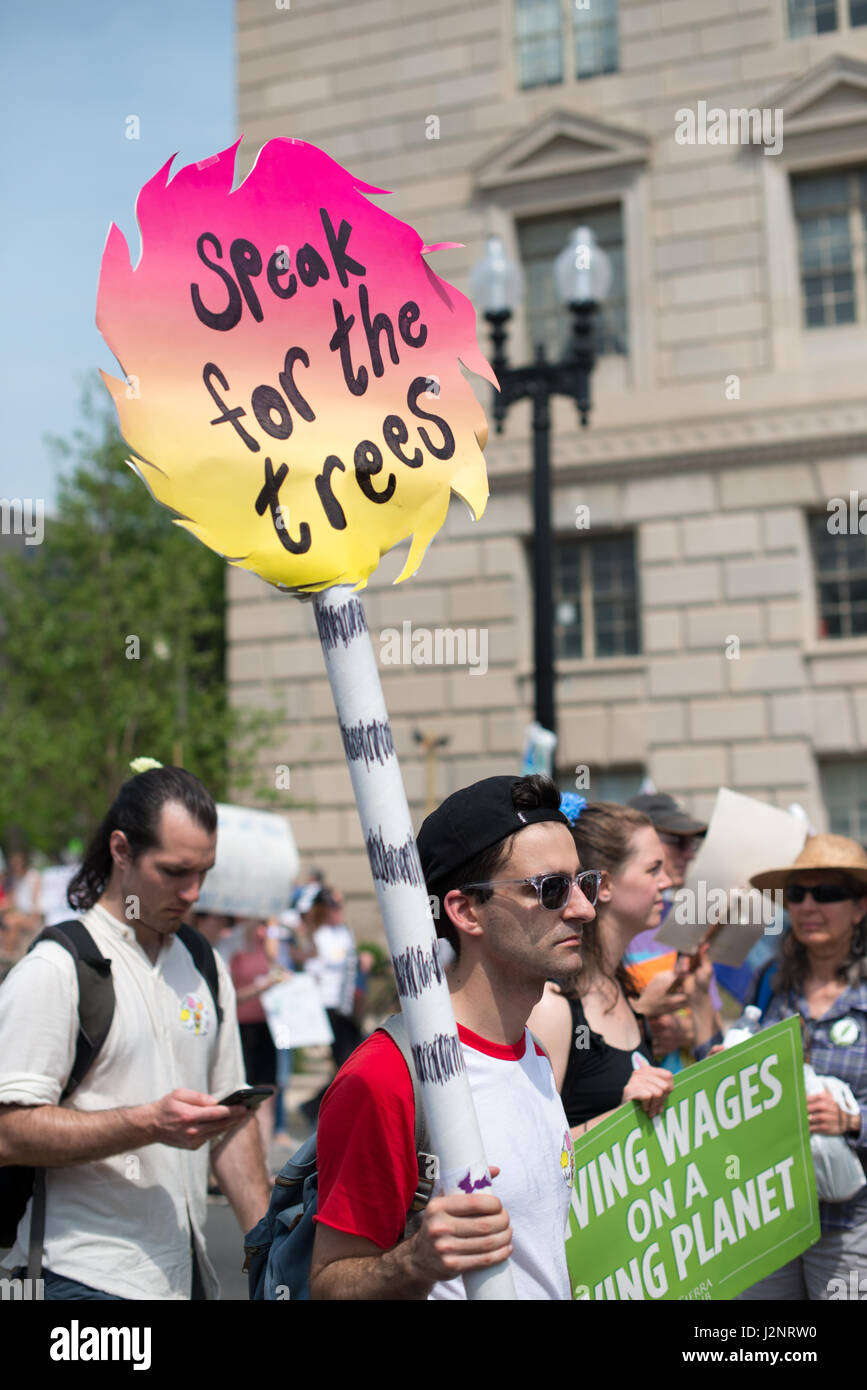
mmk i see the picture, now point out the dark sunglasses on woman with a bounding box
[784,882,865,905]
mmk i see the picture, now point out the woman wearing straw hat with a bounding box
[738,834,867,1300]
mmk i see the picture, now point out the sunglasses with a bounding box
[658,833,701,851]
[460,869,603,911]
[784,883,865,905]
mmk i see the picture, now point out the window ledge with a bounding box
[803,322,867,365]
[804,638,867,659]
[515,655,646,681]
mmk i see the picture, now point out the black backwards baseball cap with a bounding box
[416,775,571,900]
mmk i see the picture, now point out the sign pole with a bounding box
[313,584,516,1301]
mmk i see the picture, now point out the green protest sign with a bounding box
[565,1017,819,1300]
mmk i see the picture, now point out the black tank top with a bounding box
[560,995,654,1127]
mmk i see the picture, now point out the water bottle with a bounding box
[721,1004,762,1049]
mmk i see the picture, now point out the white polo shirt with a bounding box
[0,904,246,1299]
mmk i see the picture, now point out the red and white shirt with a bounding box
[315,1022,574,1300]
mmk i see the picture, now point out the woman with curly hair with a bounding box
[738,834,867,1300]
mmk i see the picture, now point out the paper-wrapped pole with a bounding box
[313,584,516,1301]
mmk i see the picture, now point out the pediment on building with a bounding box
[475,109,650,191]
[770,54,867,133]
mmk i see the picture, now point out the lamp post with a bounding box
[413,728,450,815]
[470,229,611,749]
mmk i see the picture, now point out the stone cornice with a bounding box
[485,403,867,486]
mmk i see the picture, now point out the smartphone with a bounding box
[218,1085,276,1109]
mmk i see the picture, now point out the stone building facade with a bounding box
[232,0,867,932]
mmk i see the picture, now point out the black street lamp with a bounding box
[470,229,612,751]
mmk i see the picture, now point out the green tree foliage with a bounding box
[0,391,282,856]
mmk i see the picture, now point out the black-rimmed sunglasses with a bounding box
[784,883,865,905]
[460,869,603,911]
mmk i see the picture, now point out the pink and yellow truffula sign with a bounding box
[97,138,496,592]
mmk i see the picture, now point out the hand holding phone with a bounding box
[218,1085,276,1110]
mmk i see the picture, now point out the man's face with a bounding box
[469,822,596,984]
[113,802,216,936]
[657,831,700,889]
[325,893,345,923]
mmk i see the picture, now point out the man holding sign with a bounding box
[310,774,598,1300]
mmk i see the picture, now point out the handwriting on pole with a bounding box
[392,940,444,999]
[411,1033,466,1085]
[339,716,395,769]
[366,827,424,887]
[314,597,368,650]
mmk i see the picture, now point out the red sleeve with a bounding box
[314,1031,418,1250]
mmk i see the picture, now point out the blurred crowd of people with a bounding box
[1,764,864,1300]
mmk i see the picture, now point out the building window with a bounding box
[793,169,867,328]
[552,532,639,659]
[809,513,867,638]
[589,767,644,801]
[820,760,867,840]
[787,0,867,31]
[788,0,839,33]
[558,766,644,802]
[574,0,619,79]
[515,1,619,89]
[517,206,627,356]
[515,0,563,89]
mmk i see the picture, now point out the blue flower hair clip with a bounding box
[559,792,587,826]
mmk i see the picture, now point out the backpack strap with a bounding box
[176,923,223,1028]
[377,1014,437,1214]
[753,958,779,1018]
[24,920,115,1282]
[29,921,115,1101]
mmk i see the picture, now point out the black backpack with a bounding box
[0,918,222,1276]
[243,1014,437,1300]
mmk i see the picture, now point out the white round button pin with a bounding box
[830,1018,860,1046]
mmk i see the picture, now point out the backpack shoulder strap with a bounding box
[378,1014,430,1153]
[24,919,115,1284]
[176,923,223,1027]
[377,1014,437,1213]
[29,920,115,1101]
[754,958,779,1017]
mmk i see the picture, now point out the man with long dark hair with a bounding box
[0,766,269,1299]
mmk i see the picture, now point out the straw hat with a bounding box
[750,834,867,891]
